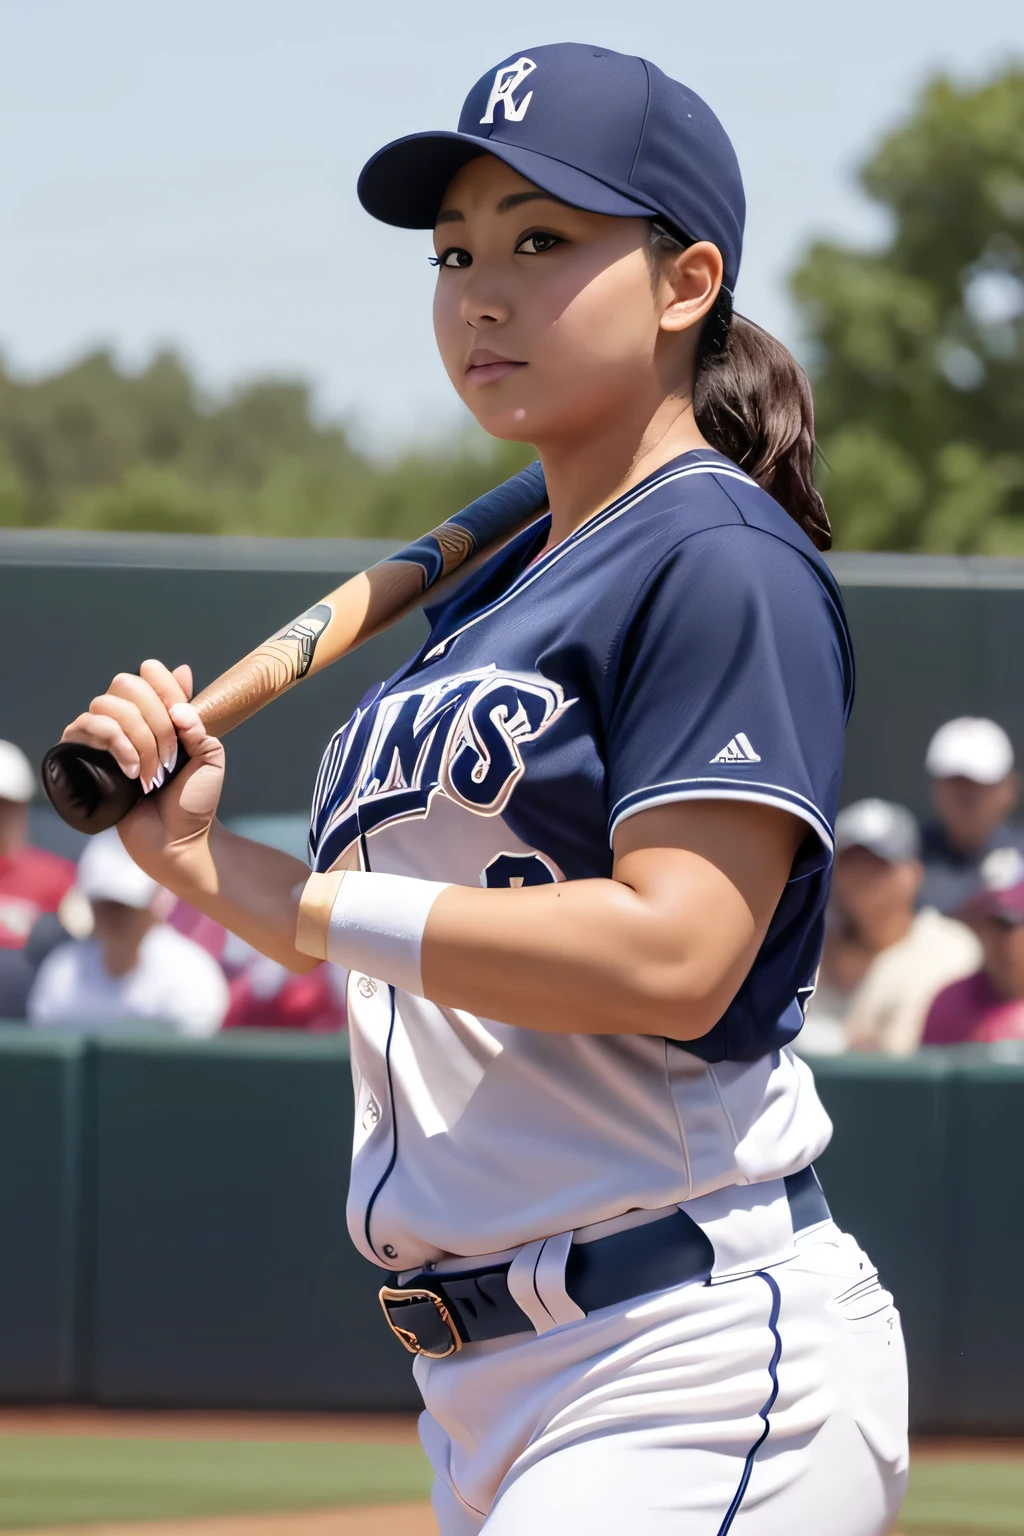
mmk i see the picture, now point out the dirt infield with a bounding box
[1,1508,437,1536]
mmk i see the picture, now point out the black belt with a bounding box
[379,1166,830,1359]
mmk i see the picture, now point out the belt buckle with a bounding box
[378,1285,463,1359]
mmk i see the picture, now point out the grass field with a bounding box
[0,1432,1022,1533]
[900,1460,1024,1535]
[0,1438,431,1530]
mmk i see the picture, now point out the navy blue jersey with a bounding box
[310,449,852,1064]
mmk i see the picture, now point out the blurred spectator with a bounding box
[923,849,1024,1045]
[0,740,75,953]
[28,830,228,1037]
[0,948,33,1021]
[170,876,347,1033]
[919,718,1024,914]
[802,799,980,1055]
[169,898,229,962]
[222,946,346,1033]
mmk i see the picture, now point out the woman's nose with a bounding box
[460,277,511,328]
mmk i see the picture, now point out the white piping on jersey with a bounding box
[422,460,758,663]
[610,777,834,855]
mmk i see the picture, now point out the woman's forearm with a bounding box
[161,822,318,972]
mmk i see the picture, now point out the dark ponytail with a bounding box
[649,225,831,552]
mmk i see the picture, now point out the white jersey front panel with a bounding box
[309,455,852,1270]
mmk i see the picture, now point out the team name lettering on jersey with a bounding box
[313,668,573,865]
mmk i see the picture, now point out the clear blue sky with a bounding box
[2,0,1020,450]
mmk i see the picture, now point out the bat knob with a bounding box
[41,742,145,835]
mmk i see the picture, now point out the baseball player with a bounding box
[61,43,907,1536]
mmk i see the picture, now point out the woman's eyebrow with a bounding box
[434,189,568,228]
[497,190,567,213]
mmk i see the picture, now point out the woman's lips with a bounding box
[465,353,526,385]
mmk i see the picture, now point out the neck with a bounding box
[100,934,145,980]
[945,828,990,858]
[536,393,711,548]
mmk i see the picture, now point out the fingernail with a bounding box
[142,777,153,795]
[163,752,178,774]
[153,765,165,790]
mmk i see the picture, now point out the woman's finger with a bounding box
[140,658,191,713]
[168,701,210,759]
[87,694,165,790]
[61,711,142,781]
[171,663,194,701]
[105,672,180,776]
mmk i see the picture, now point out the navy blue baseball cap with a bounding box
[358,43,745,294]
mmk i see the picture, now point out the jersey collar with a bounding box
[422,450,755,663]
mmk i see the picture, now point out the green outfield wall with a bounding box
[1,1025,1023,1430]
[0,1029,82,1399]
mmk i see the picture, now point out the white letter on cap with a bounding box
[480,57,537,125]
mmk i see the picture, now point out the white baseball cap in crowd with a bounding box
[925,718,1015,786]
[76,828,159,910]
[968,847,1024,925]
[0,740,36,803]
[834,799,921,863]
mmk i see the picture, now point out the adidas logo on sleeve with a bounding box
[711,733,761,764]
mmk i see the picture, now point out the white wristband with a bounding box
[317,870,450,997]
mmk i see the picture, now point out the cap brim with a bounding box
[835,836,897,861]
[358,131,662,229]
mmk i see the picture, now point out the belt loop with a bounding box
[535,1230,586,1328]
[508,1231,584,1335]
[507,1238,554,1333]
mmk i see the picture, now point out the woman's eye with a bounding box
[431,247,472,269]
[515,231,562,256]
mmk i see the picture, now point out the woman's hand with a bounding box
[61,659,316,972]
[60,659,226,886]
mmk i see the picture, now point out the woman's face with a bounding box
[431,155,710,447]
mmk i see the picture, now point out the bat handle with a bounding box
[41,740,187,836]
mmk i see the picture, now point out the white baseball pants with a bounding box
[414,1221,909,1534]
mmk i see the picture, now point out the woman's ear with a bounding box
[659,240,724,336]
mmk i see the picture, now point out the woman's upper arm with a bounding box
[612,798,808,1038]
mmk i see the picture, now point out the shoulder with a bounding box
[27,939,89,1016]
[915,909,983,960]
[612,459,841,613]
[614,498,852,705]
[36,938,87,981]
[923,970,985,1041]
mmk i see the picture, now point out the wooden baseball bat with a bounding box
[42,461,548,835]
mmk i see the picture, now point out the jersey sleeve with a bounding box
[605,525,852,872]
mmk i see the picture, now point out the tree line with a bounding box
[1,66,1022,553]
